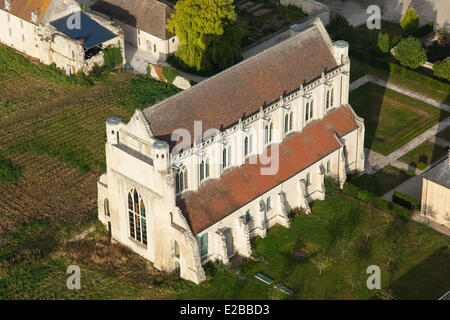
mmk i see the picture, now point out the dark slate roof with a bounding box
[91,0,174,40]
[50,11,117,49]
[177,106,359,235]
[422,157,450,189]
[143,25,338,143]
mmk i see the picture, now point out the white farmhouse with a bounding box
[97,19,365,284]
[0,0,124,74]
[91,0,178,62]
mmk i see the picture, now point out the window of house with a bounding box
[174,240,180,258]
[266,197,271,210]
[72,51,75,60]
[289,112,293,131]
[245,210,251,222]
[175,167,188,194]
[305,102,309,121]
[127,189,147,245]
[200,233,208,256]
[327,160,330,173]
[309,100,314,119]
[269,123,273,142]
[326,90,330,109]
[306,172,311,186]
[222,147,227,169]
[284,114,289,134]
[331,88,334,107]
[153,44,156,52]
[104,198,110,217]
[244,136,249,156]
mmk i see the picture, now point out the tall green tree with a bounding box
[394,37,427,69]
[166,0,245,72]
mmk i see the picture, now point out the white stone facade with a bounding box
[98,21,365,284]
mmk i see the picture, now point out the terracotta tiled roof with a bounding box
[2,0,52,24]
[144,25,338,143]
[91,0,174,39]
[177,105,359,235]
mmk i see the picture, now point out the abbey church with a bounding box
[97,19,365,284]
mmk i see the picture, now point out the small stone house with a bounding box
[97,19,365,284]
[0,0,124,74]
[91,0,178,62]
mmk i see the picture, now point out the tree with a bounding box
[166,0,245,72]
[433,58,450,80]
[394,37,427,69]
[400,7,419,34]
[312,249,333,276]
[327,14,354,43]
[377,32,390,54]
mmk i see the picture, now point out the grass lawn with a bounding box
[349,82,449,155]
[437,126,450,142]
[350,57,450,105]
[173,188,450,300]
[347,166,410,196]
[399,141,449,170]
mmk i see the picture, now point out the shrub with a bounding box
[0,157,21,184]
[343,182,412,220]
[406,169,415,176]
[400,7,419,34]
[161,66,179,84]
[410,21,434,38]
[394,37,427,69]
[392,191,421,211]
[377,32,390,54]
[433,58,450,81]
[103,45,123,70]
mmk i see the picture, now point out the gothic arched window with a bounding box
[284,114,289,134]
[104,198,110,217]
[264,124,269,144]
[269,123,273,142]
[289,112,293,131]
[244,136,249,156]
[310,100,314,119]
[199,159,209,182]
[222,147,227,169]
[245,210,251,222]
[128,189,147,245]
[200,233,208,256]
[174,240,180,258]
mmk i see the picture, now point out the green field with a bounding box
[399,141,449,170]
[350,82,449,155]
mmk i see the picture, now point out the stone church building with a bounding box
[98,19,365,284]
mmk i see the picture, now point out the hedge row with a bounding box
[350,47,450,92]
[392,191,421,211]
[343,182,412,220]
[404,21,434,39]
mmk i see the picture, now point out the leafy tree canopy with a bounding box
[433,58,450,81]
[166,0,245,72]
[394,36,427,69]
[377,32,390,54]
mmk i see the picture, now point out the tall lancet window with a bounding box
[305,102,310,121]
[175,167,188,194]
[199,159,209,182]
[128,189,147,245]
[309,100,314,119]
[326,90,330,109]
[331,88,334,107]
